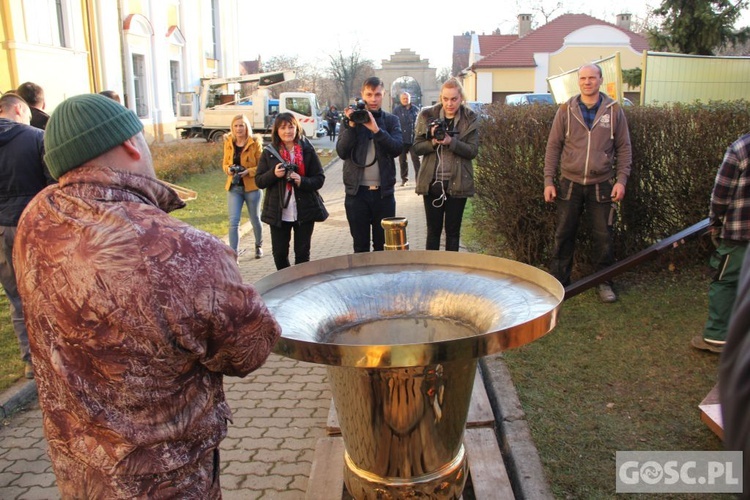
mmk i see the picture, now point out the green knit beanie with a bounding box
[44,93,144,179]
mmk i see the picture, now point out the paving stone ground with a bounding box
[0,154,446,499]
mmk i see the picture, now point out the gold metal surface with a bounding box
[330,360,474,498]
[257,251,564,368]
[255,251,563,499]
[382,217,409,250]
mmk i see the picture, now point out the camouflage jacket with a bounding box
[14,165,281,483]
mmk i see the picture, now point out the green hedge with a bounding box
[151,141,223,183]
[473,101,750,278]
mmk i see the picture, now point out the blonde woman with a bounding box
[414,78,479,251]
[223,114,264,258]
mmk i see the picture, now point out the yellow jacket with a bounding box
[222,133,263,191]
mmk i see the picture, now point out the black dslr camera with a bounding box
[347,98,370,124]
[282,162,298,183]
[229,165,245,185]
[426,119,455,141]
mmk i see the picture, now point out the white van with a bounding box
[505,93,555,105]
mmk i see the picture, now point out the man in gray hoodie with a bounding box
[543,64,632,302]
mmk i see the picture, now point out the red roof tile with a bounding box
[473,14,649,69]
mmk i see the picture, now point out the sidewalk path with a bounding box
[0,157,445,499]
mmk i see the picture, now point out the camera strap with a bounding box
[431,145,447,208]
[350,138,378,169]
[264,144,285,165]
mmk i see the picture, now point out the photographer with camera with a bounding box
[337,76,402,253]
[256,112,327,270]
[413,78,479,251]
[223,114,264,259]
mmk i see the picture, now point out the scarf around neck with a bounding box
[279,142,305,190]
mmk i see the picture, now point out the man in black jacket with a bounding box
[16,82,50,130]
[0,93,54,378]
[393,91,421,185]
[337,77,402,252]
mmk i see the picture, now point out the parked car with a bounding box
[466,101,490,120]
[466,101,486,113]
[505,93,555,105]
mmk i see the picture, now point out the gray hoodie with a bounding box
[544,93,632,188]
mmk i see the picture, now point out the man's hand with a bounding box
[710,227,721,248]
[544,185,556,203]
[343,108,356,128]
[611,182,626,202]
[363,111,379,134]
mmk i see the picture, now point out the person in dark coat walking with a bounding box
[393,91,421,185]
[325,105,339,141]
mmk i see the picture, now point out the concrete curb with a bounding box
[479,355,554,500]
[0,377,37,420]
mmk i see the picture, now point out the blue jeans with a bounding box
[228,186,262,253]
[345,187,396,252]
[549,179,615,286]
[0,226,29,362]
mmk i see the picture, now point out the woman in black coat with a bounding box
[256,113,327,270]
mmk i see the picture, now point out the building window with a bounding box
[132,54,149,118]
[23,0,67,47]
[209,0,219,60]
[55,0,65,45]
[170,61,180,115]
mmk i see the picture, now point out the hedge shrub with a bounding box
[152,141,223,183]
[473,101,750,278]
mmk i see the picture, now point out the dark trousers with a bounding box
[398,143,420,182]
[423,193,467,251]
[345,187,396,252]
[270,220,315,270]
[0,226,28,362]
[549,179,615,286]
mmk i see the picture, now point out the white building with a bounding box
[1,0,242,141]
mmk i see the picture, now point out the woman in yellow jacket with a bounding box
[223,114,264,258]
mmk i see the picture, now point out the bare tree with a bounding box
[436,67,451,85]
[328,47,374,104]
[534,1,562,24]
[262,55,317,96]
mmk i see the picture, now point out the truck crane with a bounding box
[176,70,322,142]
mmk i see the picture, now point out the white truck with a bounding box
[176,70,323,142]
